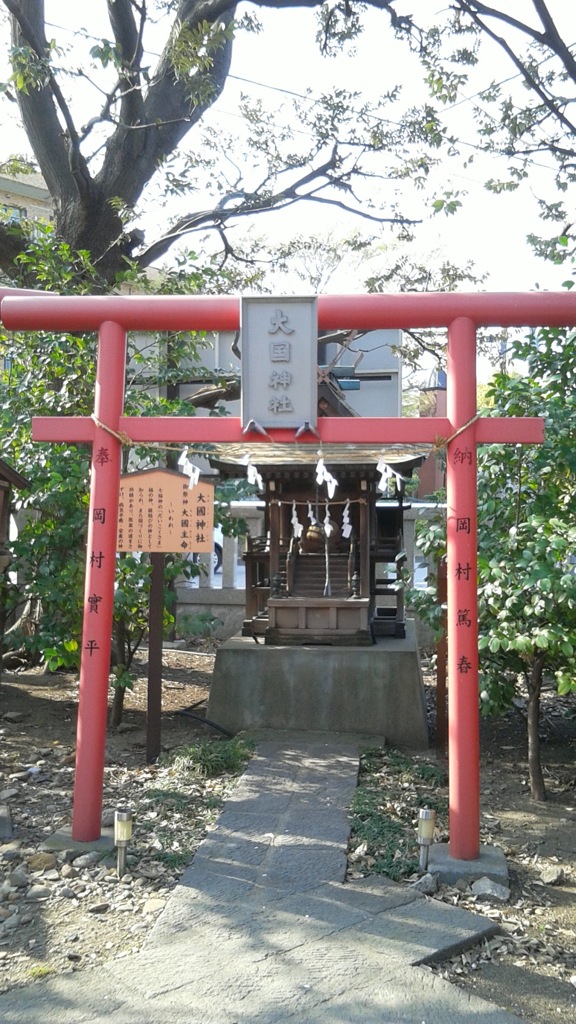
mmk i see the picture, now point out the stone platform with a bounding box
[207,619,428,748]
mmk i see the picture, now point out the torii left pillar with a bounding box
[1,290,563,854]
[75,321,127,838]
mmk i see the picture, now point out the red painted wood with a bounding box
[4,290,576,331]
[476,417,544,443]
[72,321,126,842]
[447,318,480,861]
[7,289,568,861]
[31,414,546,446]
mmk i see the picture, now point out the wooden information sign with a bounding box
[117,469,213,553]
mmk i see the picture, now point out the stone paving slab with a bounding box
[0,734,524,1024]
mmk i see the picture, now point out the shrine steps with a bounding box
[291,552,351,598]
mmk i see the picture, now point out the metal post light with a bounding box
[417,807,436,872]
[114,807,133,878]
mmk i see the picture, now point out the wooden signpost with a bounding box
[116,469,214,761]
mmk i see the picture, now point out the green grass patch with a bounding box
[29,965,55,979]
[348,746,448,882]
[167,737,254,777]
[133,738,254,871]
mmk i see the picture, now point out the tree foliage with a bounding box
[0,228,253,680]
[0,0,461,287]
[392,1,576,260]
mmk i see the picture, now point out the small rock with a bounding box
[116,723,138,734]
[470,877,510,901]
[87,902,110,914]
[453,878,471,892]
[66,951,82,962]
[539,865,564,886]
[27,885,52,901]
[8,869,30,888]
[0,847,22,862]
[0,790,19,801]
[72,851,102,869]
[137,862,166,880]
[411,873,439,895]
[2,712,25,723]
[3,914,20,930]
[8,772,29,782]
[60,864,79,879]
[58,887,77,899]
[27,852,57,872]
[142,897,166,915]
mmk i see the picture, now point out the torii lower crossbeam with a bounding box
[3,291,572,860]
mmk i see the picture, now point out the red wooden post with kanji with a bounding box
[3,290,574,859]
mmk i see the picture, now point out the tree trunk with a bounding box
[526,656,547,801]
[109,682,126,731]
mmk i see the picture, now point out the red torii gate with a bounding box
[3,290,574,861]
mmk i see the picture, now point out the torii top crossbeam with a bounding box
[2,290,575,863]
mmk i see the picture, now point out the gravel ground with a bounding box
[1,651,575,1023]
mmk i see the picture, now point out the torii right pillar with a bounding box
[446,317,482,861]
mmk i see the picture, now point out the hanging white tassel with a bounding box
[325,473,337,499]
[178,448,201,488]
[241,453,264,492]
[377,456,393,494]
[291,500,303,539]
[324,505,333,538]
[315,454,338,498]
[187,464,201,488]
[315,456,325,486]
[342,499,352,539]
[307,501,315,524]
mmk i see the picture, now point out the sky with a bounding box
[216,5,572,294]
[0,2,573,296]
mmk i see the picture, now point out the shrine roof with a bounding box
[0,458,29,490]
[209,442,430,478]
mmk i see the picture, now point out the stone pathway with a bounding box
[0,736,524,1024]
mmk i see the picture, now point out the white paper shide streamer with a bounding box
[341,499,352,539]
[315,455,338,499]
[178,447,201,488]
[291,501,303,539]
[241,453,264,492]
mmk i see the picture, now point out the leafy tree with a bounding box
[391,1,576,260]
[0,230,247,686]
[411,290,576,800]
[0,0,458,287]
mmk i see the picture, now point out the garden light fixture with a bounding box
[417,807,436,871]
[114,807,133,877]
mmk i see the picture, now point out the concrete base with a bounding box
[426,843,509,885]
[41,826,115,854]
[207,619,428,748]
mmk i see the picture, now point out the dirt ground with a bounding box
[0,647,575,1022]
